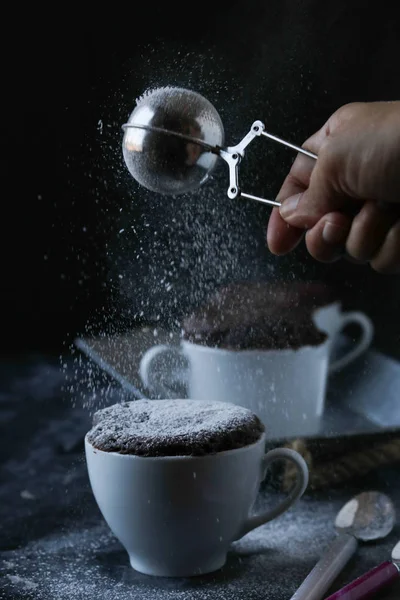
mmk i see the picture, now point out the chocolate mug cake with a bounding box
[87,399,265,457]
[182,281,334,350]
[85,398,308,577]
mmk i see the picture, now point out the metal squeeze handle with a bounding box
[325,560,400,600]
[289,533,358,600]
[221,121,317,208]
[260,130,317,161]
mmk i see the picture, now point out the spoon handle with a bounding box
[290,533,358,600]
[325,561,400,600]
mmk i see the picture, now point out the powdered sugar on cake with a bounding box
[87,400,264,457]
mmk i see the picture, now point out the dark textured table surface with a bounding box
[1,355,400,599]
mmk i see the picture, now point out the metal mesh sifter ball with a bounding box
[122,86,317,206]
[122,87,224,195]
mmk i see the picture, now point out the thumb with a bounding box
[278,156,348,229]
[278,189,323,230]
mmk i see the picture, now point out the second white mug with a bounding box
[140,303,373,439]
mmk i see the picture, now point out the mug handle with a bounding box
[139,345,189,398]
[329,311,374,374]
[238,448,309,538]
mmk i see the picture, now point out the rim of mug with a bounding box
[84,431,267,461]
[180,337,331,355]
[313,300,341,309]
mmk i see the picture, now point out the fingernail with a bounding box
[279,193,301,219]
[322,221,347,245]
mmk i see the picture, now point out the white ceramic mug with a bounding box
[140,303,374,439]
[85,432,308,577]
[312,302,374,372]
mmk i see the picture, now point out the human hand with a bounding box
[267,102,400,273]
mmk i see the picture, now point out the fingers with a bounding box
[266,101,400,273]
[267,129,328,255]
[277,125,328,202]
[297,205,400,273]
[345,201,400,262]
[278,152,316,200]
[371,220,400,273]
[267,207,304,255]
[304,212,352,262]
[278,147,355,230]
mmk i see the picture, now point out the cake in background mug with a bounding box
[85,399,308,577]
[140,282,374,439]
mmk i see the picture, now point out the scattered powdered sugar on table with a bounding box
[6,575,38,592]
[87,399,264,456]
[0,497,342,600]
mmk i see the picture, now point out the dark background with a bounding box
[1,2,400,356]
[1,9,400,598]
